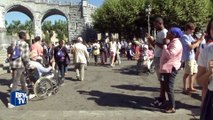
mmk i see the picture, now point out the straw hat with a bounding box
[29,50,38,59]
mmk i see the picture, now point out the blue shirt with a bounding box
[29,61,52,76]
[181,34,196,61]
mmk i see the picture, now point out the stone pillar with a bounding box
[82,0,88,18]
[34,12,42,37]
[0,5,5,30]
[67,17,71,42]
[0,5,8,49]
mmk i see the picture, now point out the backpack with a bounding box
[11,41,21,60]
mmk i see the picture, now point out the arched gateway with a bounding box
[0,0,96,47]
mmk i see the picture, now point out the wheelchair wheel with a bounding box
[34,77,53,99]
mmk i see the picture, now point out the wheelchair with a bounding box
[27,68,60,100]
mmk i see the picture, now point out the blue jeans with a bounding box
[161,68,178,108]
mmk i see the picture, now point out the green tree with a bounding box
[92,0,146,39]
[6,20,25,35]
[53,20,68,41]
[24,20,33,40]
[42,21,54,44]
[150,0,210,29]
[92,0,212,40]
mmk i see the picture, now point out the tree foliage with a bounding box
[6,19,68,44]
[92,0,212,39]
[42,21,54,43]
[151,0,211,29]
[42,20,68,43]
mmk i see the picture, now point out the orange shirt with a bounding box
[31,42,43,57]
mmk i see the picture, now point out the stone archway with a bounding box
[5,4,34,21]
[41,9,69,42]
[41,9,68,23]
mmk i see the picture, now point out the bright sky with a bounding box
[5,0,104,25]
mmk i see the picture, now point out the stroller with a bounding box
[137,44,155,75]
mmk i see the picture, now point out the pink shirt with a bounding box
[160,38,183,73]
[31,42,43,57]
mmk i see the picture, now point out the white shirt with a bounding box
[154,28,168,57]
[73,42,89,64]
[109,41,117,52]
[198,43,213,91]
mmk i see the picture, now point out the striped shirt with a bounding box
[10,40,30,69]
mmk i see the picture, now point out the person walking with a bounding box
[54,40,70,85]
[100,39,108,65]
[72,37,89,81]
[92,40,100,65]
[31,36,43,63]
[109,38,117,67]
[8,31,30,107]
[114,40,121,65]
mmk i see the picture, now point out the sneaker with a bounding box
[8,103,15,108]
[110,64,115,67]
[150,97,165,107]
[165,108,176,113]
[28,94,36,100]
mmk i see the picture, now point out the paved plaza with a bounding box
[0,59,201,120]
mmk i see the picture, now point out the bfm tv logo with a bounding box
[10,90,27,106]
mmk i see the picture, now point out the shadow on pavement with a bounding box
[111,84,182,93]
[112,65,139,76]
[0,78,11,87]
[191,93,202,102]
[0,91,9,107]
[78,90,163,112]
[78,90,200,114]
[112,85,160,92]
[65,77,79,82]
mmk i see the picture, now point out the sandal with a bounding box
[182,90,191,95]
[188,88,197,92]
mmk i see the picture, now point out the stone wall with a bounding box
[0,0,97,46]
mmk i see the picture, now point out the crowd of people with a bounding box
[4,16,213,119]
[146,17,213,119]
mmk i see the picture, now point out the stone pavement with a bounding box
[0,109,199,120]
[0,59,201,120]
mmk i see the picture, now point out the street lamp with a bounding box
[145,4,152,35]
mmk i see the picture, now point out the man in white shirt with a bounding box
[72,37,89,81]
[149,17,168,107]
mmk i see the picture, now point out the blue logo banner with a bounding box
[10,90,27,106]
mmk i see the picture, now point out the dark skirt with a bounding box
[200,90,213,120]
